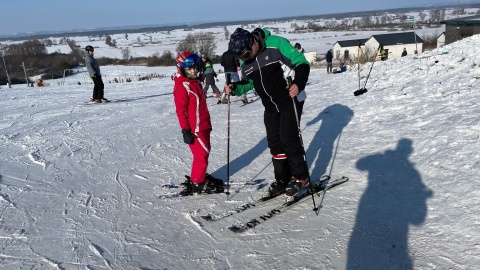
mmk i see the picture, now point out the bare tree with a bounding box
[224,26,230,40]
[360,15,373,27]
[122,47,131,61]
[106,35,115,47]
[360,46,377,64]
[429,9,442,23]
[380,15,388,25]
[325,21,337,28]
[136,36,144,46]
[419,11,427,22]
[196,32,217,57]
[176,32,217,56]
[176,33,197,53]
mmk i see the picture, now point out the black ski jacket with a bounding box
[221,50,240,72]
[232,28,310,112]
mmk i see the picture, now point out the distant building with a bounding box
[333,39,368,60]
[440,15,480,45]
[437,32,445,48]
[333,32,423,61]
[365,32,423,59]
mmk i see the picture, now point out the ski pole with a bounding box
[225,73,231,196]
[287,77,318,212]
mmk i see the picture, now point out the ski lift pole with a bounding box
[357,41,361,91]
[354,44,381,96]
[412,19,418,54]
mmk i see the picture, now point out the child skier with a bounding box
[173,51,224,195]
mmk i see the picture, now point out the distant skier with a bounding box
[173,51,224,195]
[402,48,407,57]
[85,45,109,103]
[294,43,305,54]
[326,49,333,74]
[200,54,221,98]
[380,45,387,61]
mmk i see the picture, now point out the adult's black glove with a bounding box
[181,129,196,144]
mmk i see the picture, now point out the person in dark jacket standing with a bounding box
[85,45,109,103]
[401,48,407,57]
[221,49,240,83]
[220,49,248,104]
[326,49,333,74]
[295,43,305,54]
[225,28,311,198]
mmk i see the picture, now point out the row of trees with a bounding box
[0,40,83,85]
[175,31,217,59]
[294,9,455,31]
[0,31,214,85]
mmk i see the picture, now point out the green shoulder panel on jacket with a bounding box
[265,34,309,67]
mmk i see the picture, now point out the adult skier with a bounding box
[173,51,224,195]
[85,45,109,103]
[326,49,333,74]
[225,28,311,198]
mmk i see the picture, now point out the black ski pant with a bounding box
[203,73,221,95]
[91,75,105,100]
[264,100,308,184]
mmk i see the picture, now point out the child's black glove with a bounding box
[181,129,196,144]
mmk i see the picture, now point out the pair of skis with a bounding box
[199,175,349,233]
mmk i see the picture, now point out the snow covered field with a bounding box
[1,24,479,269]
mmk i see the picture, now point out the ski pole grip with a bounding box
[287,76,293,88]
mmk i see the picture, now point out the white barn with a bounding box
[364,32,423,59]
[437,32,445,48]
[332,38,368,61]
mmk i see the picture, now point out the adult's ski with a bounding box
[228,176,349,233]
[200,175,331,222]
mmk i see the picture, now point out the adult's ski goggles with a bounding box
[238,48,252,60]
[237,36,255,60]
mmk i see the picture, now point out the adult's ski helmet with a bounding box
[228,28,254,58]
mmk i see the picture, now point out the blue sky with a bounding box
[0,0,464,35]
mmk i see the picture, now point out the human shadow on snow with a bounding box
[305,103,353,180]
[111,93,170,103]
[347,138,433,270]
